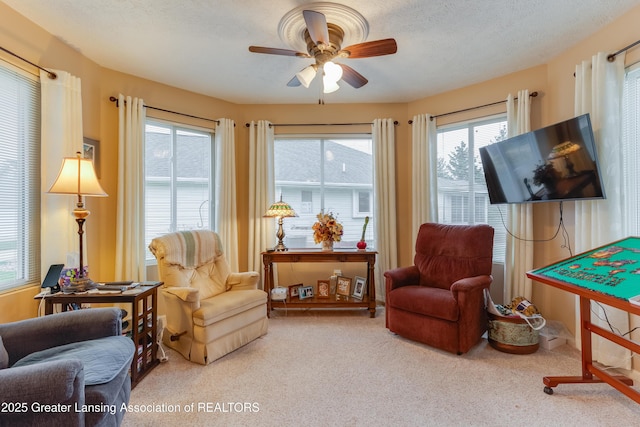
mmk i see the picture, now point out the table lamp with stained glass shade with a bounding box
[264,196,298,251]
[48,151,107,292]
[548,141,581,177]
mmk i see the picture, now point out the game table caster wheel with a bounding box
[543,386,554,395]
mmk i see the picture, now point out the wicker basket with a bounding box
[487,311,539,354]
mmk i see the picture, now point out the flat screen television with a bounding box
[479,113,605,204]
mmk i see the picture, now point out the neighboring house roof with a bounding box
[275,140,372,185]
[145,132,373,185]
[145,131,211,179]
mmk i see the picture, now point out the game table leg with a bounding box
[541,296,638,402]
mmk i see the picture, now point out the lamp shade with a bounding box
[548,141,581,159]
[48,153,107,197]
[264,198,298,218]
[323,61,343,83]
[323,77,340,94]
[296,65,318,88]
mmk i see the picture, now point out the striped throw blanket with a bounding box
[158,230,223,268]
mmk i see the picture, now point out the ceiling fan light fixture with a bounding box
[251,4,395,100]
[323,61,343,83]
[296,65,317,88]
[323,77,340,93]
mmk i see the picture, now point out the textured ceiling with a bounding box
[2,0,638,104]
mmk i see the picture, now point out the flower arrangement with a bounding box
[312,212,344,243]
[60,266,89,287]
[532,162,560,187]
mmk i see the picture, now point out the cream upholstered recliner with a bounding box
[148,230,268,365]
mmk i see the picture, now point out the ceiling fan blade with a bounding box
[303,10,329,46]
[287,75,301,87]
[249,46,310,58]
[338,64,368,88]
[340,38,398,58]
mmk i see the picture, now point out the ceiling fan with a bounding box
[249,9,397,95]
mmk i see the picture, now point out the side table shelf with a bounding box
[262,250,377,317]
[35,281,163,388]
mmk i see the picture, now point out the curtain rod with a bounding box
[109,96,220,124]
[408,91,538,124]
[244,120,399,127]
[0,46,57,79]
[608,38,640,62]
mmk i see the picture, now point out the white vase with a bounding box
[321,240,334,251]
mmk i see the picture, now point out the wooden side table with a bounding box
[35,281,163,388]
[262,250,377,317]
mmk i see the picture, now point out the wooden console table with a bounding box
[35,281,162,388]
[527,237,640,403]
[262,249,377,318]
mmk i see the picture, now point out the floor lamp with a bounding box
[48,151,107,292]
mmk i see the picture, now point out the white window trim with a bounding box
[274,134,375,249]
[144,118,216,264]
[436,114,507,263]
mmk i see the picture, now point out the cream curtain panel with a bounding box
[247,120,275,276]
[40,70,84,277]
[372,118,398,301]
[574,52,630,369]
[114,94,146,281]
[505,90,533,301]
[215,118,239,271]
[411,113,438,246]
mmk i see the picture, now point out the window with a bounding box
[144,119,215,261]
[622,62,640,235]
[0,63,40,292]
[353,190,372,217]
[437,116,507,262]
[300,190,313,214]
[274,136,375,248]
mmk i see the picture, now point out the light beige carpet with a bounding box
[122,308,640,426]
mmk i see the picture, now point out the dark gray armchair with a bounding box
[0,307,135,426]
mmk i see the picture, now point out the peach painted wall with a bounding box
[0,3,103,321]
[238,103,410,268]
[1,0,640,345]
[533,5,640,357]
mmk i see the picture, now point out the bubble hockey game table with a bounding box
[527,237,640,403]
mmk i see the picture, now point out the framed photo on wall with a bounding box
[83,137,100,178]
[317,280,330,298]
[352,276,366,300]
[336,276,352,297]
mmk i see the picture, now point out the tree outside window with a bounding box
[436,117,507,263]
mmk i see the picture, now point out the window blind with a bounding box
[0,62,41,291]
[622,63,640,235]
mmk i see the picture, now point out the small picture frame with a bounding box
[317,280,330,298]
[298,285,314,300]
[288,283,303,299]
[352,276,366,300]
[336,276,352,297]
[83,137,100,178]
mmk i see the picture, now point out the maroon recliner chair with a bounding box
[384,223,494,354]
